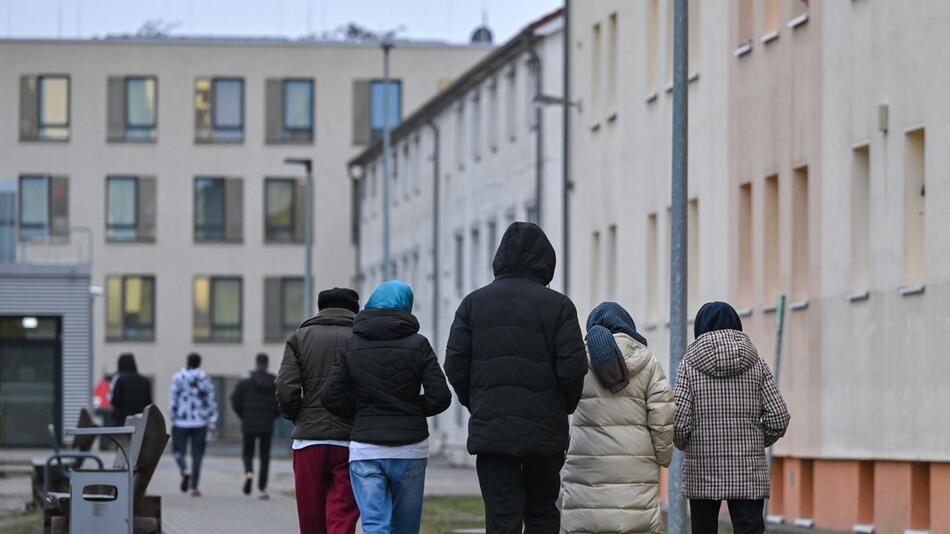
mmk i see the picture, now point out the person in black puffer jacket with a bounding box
[322,280,450,534]
[231,353,280,498]
[110,352,152,427]
[445,221,588,534]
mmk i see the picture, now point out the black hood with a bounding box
[117,353,138,374]
[300,307,356,329]
[492,222,556,284]
[249,370,276,391]
[694,301,743,339]
[353,308,420,341]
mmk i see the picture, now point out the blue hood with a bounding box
[365,280,414,313]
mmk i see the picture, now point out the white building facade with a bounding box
[350,11,564,464]
[0,36,490,439]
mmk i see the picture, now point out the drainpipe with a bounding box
[426,121,441,352]
[562,0,572,294]
[528,44,544,235]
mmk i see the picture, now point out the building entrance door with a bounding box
[0,316,61,446]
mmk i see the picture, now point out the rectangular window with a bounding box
[665,0,674,85]
[194,276,242,342]
[505,66,517,142]
[106,176,156,242]
[591,230,602,308]
[0,186,14,263]
[591,22,602,119]
[647,213,659,321]
[106,275,156,341]
[738,183,753,306]
[470,227,481,289]
[904,129,926,285]
[194,77,244,142]
[18,175,68,240]
[688,199,700,311]
[370,80,401,140]
[471,91,481,162]
[688,0,700,74]
[455,103,465,170]
[264,276,304,341]
[607,13,618,110]
[525,57,538,130]
[19,75,70,141]
[647,0,659,93]
[266,78,314,144]
[791,167,809,299]
[737,0,753,46]
[764,174,780,300]
[487,219,498,275]
[454,233,464,295]
[606,224,617,299]
[851,146,871,289]
[487,78,499,152]
[264,178,304,243]
[764,0,781,34]
[194,177,242,242]
[125,77,157,140]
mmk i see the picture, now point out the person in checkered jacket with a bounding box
[673,301,790,534]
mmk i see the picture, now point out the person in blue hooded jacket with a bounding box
[322,280,451,534]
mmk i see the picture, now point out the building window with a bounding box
[18,175,68,240]
[455,103,465,170]
[647,213,659,321]
[688,0,700,74]
[590,230,602,308]
[107,76,157,142]
[737,0,753,47]
[607,13,618,110]
[454,233,464,295]
[591,22,602,119]
[194,77,244,143]
[487,78,499,152]
[19,75,69,141]
[264,178,304,243]
[764,0,781,34]
[264,276,304,341]
[106,176,156,242]
[525,57,538,130]
[487,219,497,275]
[851,146,870,290]
[194,276,242,342]
[764,174,780,300]
[647,0,659,94]
[371,80,401,140]
[194,177,243,242]
[106,275,156,341]
[791,167,809,299]
[471,91,481,162]
[266,78,314,143]
[904,129,926,285]
[470,227,481,288]
[665,0,673,85]
[688,199,699,311]
[738,183,753,306]
[606,224,617,299]
[0,185,14,263]
[505,66,517,142]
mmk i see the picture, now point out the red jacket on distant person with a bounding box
[94,377,112,410]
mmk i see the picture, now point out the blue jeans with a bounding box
[171,426,207,489]
[349,458,427,534]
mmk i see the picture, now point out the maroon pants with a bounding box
[292,445,359,534]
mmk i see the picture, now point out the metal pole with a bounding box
[381,40,393,279]
[304,165,314,317]
[561,0,571,294]
[667,0,689,532]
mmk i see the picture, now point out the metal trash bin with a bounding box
[69,469,131,533]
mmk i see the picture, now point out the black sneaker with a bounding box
[243,474,253,496]
[180,471,190,493]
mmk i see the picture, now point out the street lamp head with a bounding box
[284,157,312,174]
[348,164,365,181]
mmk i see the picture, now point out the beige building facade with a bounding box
[0,37,490,438]
[571,0,950,532]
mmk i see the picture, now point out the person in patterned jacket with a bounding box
[673,301,790,534]
[169,353,219,496]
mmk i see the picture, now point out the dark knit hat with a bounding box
[318,287,360,314]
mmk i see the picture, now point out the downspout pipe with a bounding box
[427,120,441,352]
[562,0,571,294]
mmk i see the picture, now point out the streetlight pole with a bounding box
[285,157,314,317]
[381,37,393,279]
[668,0,689,533]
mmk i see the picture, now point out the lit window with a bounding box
[194,276,242,342]
[19,75,69,141]
[264,178,302,243]
[194,77,244,142]
[106,275,156,341]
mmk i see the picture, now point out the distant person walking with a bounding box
[561,302,674,534]
[231,353,280,499]
[673,302,791,534]
[322,281,451,534]
[110,353,152,426]
[169,352,218,497]
[276,287,362,534]
[445,222,588,534]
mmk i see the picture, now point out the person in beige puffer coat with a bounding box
[561,302,674,534]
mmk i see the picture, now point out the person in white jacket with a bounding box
[169,353,218,497]
[561,302,675,534]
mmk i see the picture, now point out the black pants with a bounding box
[241,432,272,491]
[475,454,564,534]
[171,426,207,489]
[690,499,765,534]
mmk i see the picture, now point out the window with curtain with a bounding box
[106,275,156,341]
[194,77,244,142]
[19,75,69,141]
[125,77,157,140]
[264,178,303,243]
[194,276,242,342]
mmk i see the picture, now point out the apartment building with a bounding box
[0,36,490,438]
[570,1,950,532]
[349,10,563,464]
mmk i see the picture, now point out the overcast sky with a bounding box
[2,0,562,44]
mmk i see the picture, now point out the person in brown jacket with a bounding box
[276,287,360,534]
[673,301,790,534]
